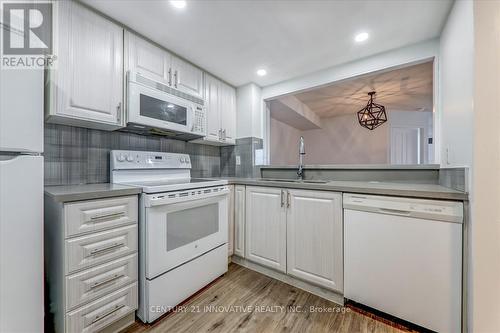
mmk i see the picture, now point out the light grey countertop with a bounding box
[44,176,468,203]
[44,183,142,203]
[215,177,468,201]
[260,164,441,170]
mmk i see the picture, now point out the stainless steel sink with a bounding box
[258,178,328,184]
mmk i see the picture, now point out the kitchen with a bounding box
[0,1,498,333]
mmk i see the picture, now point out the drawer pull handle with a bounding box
[90,274,124,289]
[90,304,125,325]
[90,212,125,221]
[89,243,124,256]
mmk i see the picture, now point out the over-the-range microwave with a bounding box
[123,71,206,140]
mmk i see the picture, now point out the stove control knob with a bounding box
[117,154,125,162]
[126,155,134,162]
[185,157,190,164]
[180,157,185,163]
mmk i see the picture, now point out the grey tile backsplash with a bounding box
[44,124,222,186]
[221,137,263,178]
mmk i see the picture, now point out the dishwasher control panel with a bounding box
[343,193,464,223]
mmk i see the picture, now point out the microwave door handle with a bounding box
[168,68,172,86]
[174,70,178,88]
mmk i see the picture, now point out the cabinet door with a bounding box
[234,185,246,257]
[245,186,286,272]
[171,56,204,99]
[220,82,236,144]
[125,31,171,84]
[55,1,123,127]
[204,74,221,142]
[228,185,235,256]
[286,189,343,292]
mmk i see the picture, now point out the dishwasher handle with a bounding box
[378,208,411,216]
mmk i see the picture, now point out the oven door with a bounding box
[144,193,228,279]
[128,80,193,134]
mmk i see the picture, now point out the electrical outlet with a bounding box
[236,155,241,165]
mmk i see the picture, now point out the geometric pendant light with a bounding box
[357,91,388,130]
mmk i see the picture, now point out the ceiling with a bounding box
[80,0,452,87]
[293,61,434,118]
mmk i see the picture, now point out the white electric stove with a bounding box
[111,150,229,323]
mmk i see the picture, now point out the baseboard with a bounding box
[231,256,344,306]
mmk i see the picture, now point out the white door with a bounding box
[56,1,123,126]
[0,155,43,333]
[233,185,246,257]
[0,69,43,153]
[126,31,171,84]
[171,56,204,99]
[220,82,236,144]
[145,194,228,278]
[286,189,343,292]
[245,186,286,272]
[390,127,421,164]
[204,74,221,142]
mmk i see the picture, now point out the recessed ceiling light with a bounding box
[354,32,369,43]
[256,69,267,76]
[170,0,186,9]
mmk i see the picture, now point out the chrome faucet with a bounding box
[297,136,305,180]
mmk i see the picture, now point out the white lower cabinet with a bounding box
[242,186,343,292]
[286,189,343,292]
[45,195,139,333]
[233,185,246,257]
[228,185,235,256]
[66,283,137,333]
[245,186,287,273]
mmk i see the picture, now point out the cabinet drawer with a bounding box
[66,283,137,333]
[65,225,138,274]
[66,254,137,310]
[65,196,138,238]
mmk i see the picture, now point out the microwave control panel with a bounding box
[193,106,206,135]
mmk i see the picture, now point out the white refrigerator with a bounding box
[0,67,44,332]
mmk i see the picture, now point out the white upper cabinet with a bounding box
[46,0,123,130]
[286,189,343,292]
[125,32,171,84]
[220,81,237,143]
[192,74,236,146]
[245,186,287,273]
[126,32,203,99]
[204,74,221,142]
[171,56,204,99]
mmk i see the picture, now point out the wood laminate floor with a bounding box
[125,264,408,333]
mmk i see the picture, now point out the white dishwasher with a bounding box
[343,193,463,333]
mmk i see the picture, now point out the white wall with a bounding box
[269,117,302,165]
[270,111,432,165]
[439,0,474,167]
[471,1,500,332]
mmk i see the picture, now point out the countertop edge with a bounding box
[44,185,142,203]
[223,179,468,201]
